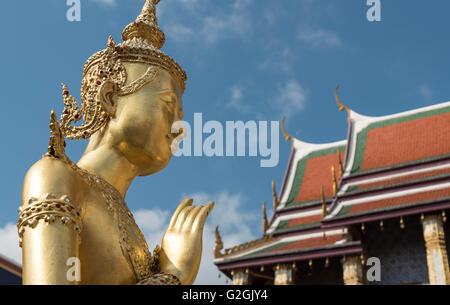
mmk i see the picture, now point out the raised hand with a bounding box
[160,198,214,284]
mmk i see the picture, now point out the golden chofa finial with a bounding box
[321,185,327,219]
[272,180,280,210]
[122,0,165,49]
[337,147,344,177]
[331,165,337,196]
[214,225,224,258]
[281,117,294,145]
[334,84,351,123]
[262,202,269,233]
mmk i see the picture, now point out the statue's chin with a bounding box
[135,154,171,177]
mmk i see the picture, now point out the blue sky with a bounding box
[1,0,450,284]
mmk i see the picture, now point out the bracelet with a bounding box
[136,272,181,285]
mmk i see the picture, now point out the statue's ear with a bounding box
[97,80,117,117]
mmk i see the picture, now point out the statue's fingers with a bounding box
[168,198,193,229]
[182,206,203,231]
[174,206,195,231]
[192,201,214,232]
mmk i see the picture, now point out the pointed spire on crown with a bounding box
[122,0,165,49]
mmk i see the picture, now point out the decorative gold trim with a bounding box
[342,255,364,285]
[17,195,82,248]
[321,185,327,218]
[274,264,295,285]
[117,66,162,96]
[280,117,293,144]
[331,165,337,196]
[422,214,450,285]
[214,226,224,259]
[337,147,344,177]
[136,271,181,285]
[231,268,250,285]
[262,202,269,233]
[221,235,278,258]
[334,84,351,123]
[272,180,280,211]
[46,110,68,160]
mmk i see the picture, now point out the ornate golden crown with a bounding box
[59,0,187,140]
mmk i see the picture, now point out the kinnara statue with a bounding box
[17,0,214,285]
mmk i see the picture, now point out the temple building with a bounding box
[213,89,450,285]
[0,255,22,285]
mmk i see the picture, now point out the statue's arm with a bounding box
[19,156,83,285]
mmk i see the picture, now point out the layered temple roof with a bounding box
[324,101,450,228]
[267,139,346,235]
[214,97,450,273]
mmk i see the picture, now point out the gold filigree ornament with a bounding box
[17,194,82,247]
[59,0,186,140]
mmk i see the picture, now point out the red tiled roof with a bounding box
[292,150,345,205]
[348,187,450,215]
[353,168,450,192]
[287,214,323,228]
[360,112,450,171]
[269,234,344,254]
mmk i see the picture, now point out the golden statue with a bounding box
[17,0,214,285]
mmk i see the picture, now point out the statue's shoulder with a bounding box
[22,110,82,208]
[22,156,82,208]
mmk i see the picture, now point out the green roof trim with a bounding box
[285,145,346,207]
[276,219,290,231]
[351,105,450,173]
[273,219,321,234]
[336,204,352,217]
[242,242,290,257]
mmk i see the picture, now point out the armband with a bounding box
[136,272,181,285]
[17,193,82,247]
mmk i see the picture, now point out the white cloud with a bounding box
[0,223,21,266]
[133,190,258,285]
[201,6,250,46]
[160,0,252,46]
[298,28,342,49]
[227,85,252,114]
[419,83,434,101]
[165,24,194,42]
[260,47,298,75]
[274,80,307,118]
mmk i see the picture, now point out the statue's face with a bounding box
[107,63,183,176]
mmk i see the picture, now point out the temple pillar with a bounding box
[231,268,249,285]
[342,255,364,285]
[273,264,295,285]
[422,214,450,285]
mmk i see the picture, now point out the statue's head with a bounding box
[59,0,186,176]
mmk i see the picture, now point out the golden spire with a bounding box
[337,147,344,177]
[272,180,280,210]
[262,202,269,233]
[281,117,294,145]
[334,84,351,123]
[214,225,224,258]
[122,0,165,49]
[331,165,337,196]
[321,185,327,218]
